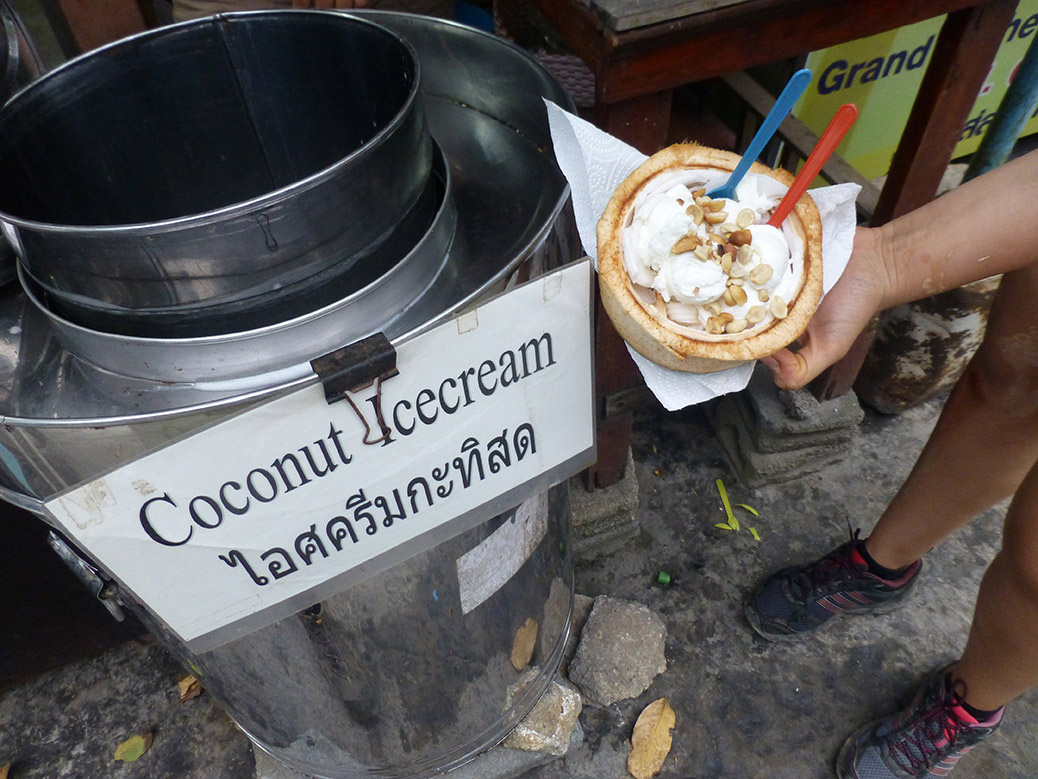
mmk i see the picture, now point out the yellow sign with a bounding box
[794,2,1038,178]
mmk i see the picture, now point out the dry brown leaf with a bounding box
[178,674,203,702]
[0,763,10,779]
[114,732,153,763]
[627,698,676,779]
[510,617,538,670]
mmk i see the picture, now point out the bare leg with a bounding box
[953,460,1038,710]
[864,264,1038,570]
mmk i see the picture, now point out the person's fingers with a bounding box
[760,347,811,390]
[761,320,866,390]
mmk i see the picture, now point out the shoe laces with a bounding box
[888,678,973,776]
[788,528,863,599]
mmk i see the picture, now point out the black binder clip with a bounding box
[311,333,399,446]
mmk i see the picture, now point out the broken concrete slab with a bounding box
[568,596,667,706]
[562,594,595,673]
[503,673,582,755]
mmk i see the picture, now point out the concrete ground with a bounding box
[2,386,1035,779]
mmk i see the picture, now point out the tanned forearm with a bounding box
[873,150,1038,310]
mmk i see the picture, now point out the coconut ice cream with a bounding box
[597,144,823,374]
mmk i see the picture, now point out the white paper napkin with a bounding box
[544,99,861,410]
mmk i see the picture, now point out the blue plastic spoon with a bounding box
[706,68,812,201]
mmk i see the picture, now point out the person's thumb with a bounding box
[759,336,845,391]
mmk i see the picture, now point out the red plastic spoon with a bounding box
[767,103,858,228]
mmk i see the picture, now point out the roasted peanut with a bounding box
[725,318,748,334]
[729,229,752,247]
[671,234,700,254]
[748,264,774,285]
[745,305,766,324]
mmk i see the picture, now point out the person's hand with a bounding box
[292,0,375,8]
[760,225,889,390]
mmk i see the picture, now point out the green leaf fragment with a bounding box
[715,479,739,531]
[750,527,761,541]
[735,503,760,516]
[714,523,735,531]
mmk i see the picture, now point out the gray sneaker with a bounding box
[745,530,921,642]
[836,665,1004,778]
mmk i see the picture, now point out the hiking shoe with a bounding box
[744,530,921,641]
[836,665,1004,778]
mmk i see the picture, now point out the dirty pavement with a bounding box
[2,377,1035,779]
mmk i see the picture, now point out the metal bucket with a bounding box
[0,11,581,778]
[0,0,45,287]
[130,486,573,778]
[0,12,433,334]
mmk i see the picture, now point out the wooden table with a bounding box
[529,0,1020,487]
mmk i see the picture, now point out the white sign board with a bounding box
[44,261,595,651]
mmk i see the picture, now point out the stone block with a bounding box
[707,398,848,488]
[569,448,640,563]
[503,672,582,755]
[568,596,667,706]
[729,392,854,454]
[744,364,864,439]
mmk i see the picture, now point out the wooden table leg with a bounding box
[814,0,1018,401]
[584,289,642,489]
[871,0,1019,224]
[595,90,674,154]
[584,90,674,487]
[49,0,151,54]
